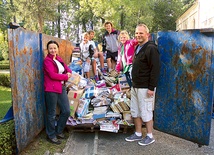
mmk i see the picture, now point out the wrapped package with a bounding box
[76,98,90,117]
[91,96,111,107]
[83,86,97,99]
[66,72,81,88]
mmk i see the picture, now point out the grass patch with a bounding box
[0,86,15,155]
[0,86,12,119]
[0,85,68,155]
[19,129,69,155]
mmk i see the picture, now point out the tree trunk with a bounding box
[37,0,43,33]
[57,1,61,38]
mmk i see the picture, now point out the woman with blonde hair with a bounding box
[116,30,138,87]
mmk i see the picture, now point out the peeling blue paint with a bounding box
[8,28,73,153]
[154,29,213,145]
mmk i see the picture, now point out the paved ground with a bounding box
[58,119,214,155]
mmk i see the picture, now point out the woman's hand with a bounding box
[67,72,72,78]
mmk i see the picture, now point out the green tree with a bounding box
[149,0,184,32]
[0,0,194,43]
[0,31,8,61]
[0,0,16,39]
[182,0,195,11]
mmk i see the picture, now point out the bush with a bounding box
[0,120,17,155]
[0,55,3,61]
[0,64,10,69]
[0,60,9,64]
[0,60,10,69]
[0,73,10,87]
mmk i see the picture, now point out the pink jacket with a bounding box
[43,54,72,94]
[116,39,138,72]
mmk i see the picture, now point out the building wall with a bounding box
[200,1,214,28]
[176,0,214,31]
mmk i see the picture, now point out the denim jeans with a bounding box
[45,86,70,139]
[125,71,132,88]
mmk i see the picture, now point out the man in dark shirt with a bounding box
[125,24,161,146]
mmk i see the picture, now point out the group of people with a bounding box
[79,21,121,82]
[43,22,161,146]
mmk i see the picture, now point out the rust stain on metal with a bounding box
[181,41,188,54]
[172,54,179,69]
[173,40,210,98]
[16,46,19,56]
[30,47,33,55]
[42,38,73,65]
[186,46,208,82]
[187,84,193,100]
[15,33,19,43]
[179,42,209,82]
[58,40,73,64]
[23,47,27,55]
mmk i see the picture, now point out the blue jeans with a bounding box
[125,71,132,88]
[45,86,70,139]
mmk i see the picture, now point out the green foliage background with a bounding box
[0,85,15,155]
[0,0,195,44]
[0,73,10,87]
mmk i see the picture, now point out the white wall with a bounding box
[176,0,214,30]
[199,0,214,28]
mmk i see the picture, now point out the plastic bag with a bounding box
[69,61,82,75]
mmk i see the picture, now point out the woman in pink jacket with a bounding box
[116,30,138,87]
[43,40,72,145]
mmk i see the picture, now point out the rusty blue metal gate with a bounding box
[154,29,214,145]
[8,27,73,153]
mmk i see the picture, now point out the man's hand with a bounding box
[147,89,154,97]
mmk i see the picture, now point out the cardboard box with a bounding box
[68,89,84,100]
[67,72,81,86]
[69,99,79,117]
[68,89,84,117]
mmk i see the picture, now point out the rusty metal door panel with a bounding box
[154,30,214,145]
[8,28,74,153]
[8,28,45,152]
